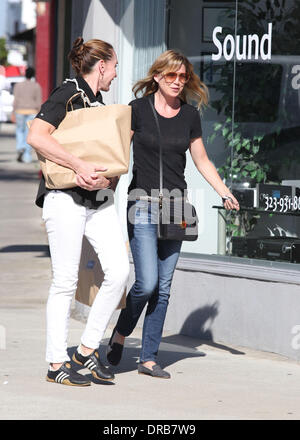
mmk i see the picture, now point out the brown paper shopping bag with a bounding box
[30,93,132,189]
[75,236,126,309]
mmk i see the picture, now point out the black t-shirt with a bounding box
[128,94,202,197]
[34,76,107,209]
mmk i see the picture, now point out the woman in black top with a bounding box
[107,50,239,378]
[27,37,130,386]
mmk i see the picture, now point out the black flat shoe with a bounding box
[72,348,115,381]
[46,361,91,386]
[138,363,171,379]
[106,327,124,366]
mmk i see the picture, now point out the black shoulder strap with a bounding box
[148,96,163,198]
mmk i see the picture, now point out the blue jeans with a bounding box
[116,200,182,363]
[15,113,35,163]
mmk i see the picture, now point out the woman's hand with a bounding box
[190,138,240,211]
[75,160,110,191]
[76,174,111,191]
[221,192,240,211]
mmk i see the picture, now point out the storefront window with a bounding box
[167,0,300,265]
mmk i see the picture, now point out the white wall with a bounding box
[113,0,135,239]
[21,0,36,30]
[82,0,121,105]
[79,0,135,240]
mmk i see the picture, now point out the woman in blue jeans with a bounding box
[107,50,239,378]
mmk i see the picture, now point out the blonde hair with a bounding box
[68,37,114,75]
[133,50,208,110]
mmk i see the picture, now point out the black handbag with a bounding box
[148,97,198,241]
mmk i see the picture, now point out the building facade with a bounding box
[50,0,300,360]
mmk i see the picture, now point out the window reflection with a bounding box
[168,0,300,264]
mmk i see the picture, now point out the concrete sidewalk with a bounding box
[1,122,300,420]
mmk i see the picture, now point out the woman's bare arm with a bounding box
[27,118,110,190]
[189,136,239,210]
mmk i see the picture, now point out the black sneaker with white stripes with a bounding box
[72,348,115,381]
[46,361,91,386]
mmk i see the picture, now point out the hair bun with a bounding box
[68,37,114,76]
[72,37,84,50]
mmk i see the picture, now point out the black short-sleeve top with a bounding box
[34,76,106,209]
[128,93,202,196]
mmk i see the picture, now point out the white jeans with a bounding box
[42,191,130,363]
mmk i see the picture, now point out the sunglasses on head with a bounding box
[163,72,189,84]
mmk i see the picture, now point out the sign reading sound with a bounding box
[212,23,272,61]
[211,23,300,95]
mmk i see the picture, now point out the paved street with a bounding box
[1,122,300,421]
